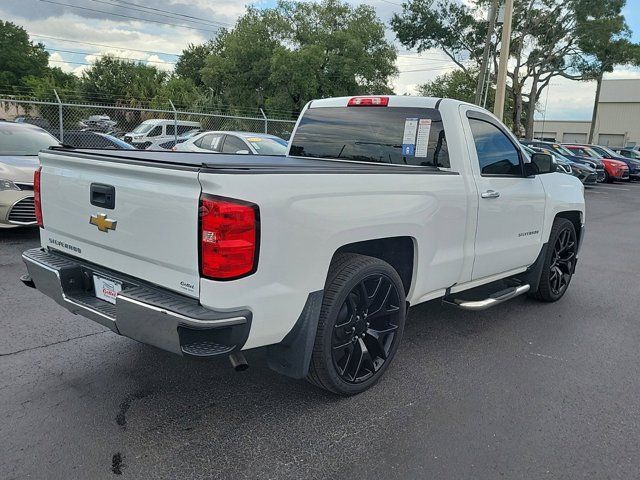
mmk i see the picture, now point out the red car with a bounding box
[564,145,629,182]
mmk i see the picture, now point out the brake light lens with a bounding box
[199,195,259,280]
[348,96,389,107]
[34,167,43,228]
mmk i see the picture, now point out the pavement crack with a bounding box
[0,331,107,357]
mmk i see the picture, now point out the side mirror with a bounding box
[235,149,250,155]
[526,152,555,176]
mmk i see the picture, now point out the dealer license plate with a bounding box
[93,274,122,305]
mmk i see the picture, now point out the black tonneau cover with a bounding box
[45,146,447,175]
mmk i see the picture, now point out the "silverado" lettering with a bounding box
[48,238,82,254]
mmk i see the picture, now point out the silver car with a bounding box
[0,122,58,228]
[175,131,288,155]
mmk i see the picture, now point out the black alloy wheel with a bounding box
[307,254,406,395]
[548,226,577,297]
[531,218,577,302]
[331,274,401,384]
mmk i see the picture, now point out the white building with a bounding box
[533,79,640,147]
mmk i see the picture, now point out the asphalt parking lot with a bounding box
[2,182,640,479]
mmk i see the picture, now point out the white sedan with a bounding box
[174,131,288,155]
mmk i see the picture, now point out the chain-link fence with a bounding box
[0,97,297,150]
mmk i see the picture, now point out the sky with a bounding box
[1,0,639,120]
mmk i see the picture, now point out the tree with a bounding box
[391,0,630,137]
[24,67,79,101]
[0,21,49,91]
[417,68,517,128]
[80,56,167,106]
[175,41,217,87]
[153,76,204,109]
[574,0,640,142]
[201,0,397,116]
[418,69,478,102]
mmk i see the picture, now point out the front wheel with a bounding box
[530,218,577,302]
[307,254,406,395]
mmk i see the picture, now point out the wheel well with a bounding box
[555,211,582,244]
[333,237,415,295]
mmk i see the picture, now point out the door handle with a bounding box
[481,190,500,199]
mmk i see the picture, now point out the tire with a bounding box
[530,218,577,302]
[604,170,613,183]
[307,253,406,395]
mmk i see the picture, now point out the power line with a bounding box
[46,48,177,65]
[30,34,182,56]
[34,0,222,35]
[97,0,233,28]
[397,65,461,73]
[86,0,231,29]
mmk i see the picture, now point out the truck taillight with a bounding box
[199,194,259,280]
[348,96,389,107]
[34,167,43,228]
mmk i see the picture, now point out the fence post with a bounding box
[54,89,63,143]
[259,108,268,134]
[169,99,178,143]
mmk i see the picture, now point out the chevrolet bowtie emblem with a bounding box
[90,213,117,233]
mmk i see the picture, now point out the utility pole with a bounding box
[475,0,499,106]
[493,0,513,121]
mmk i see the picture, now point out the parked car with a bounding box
[572,144,640,180]
[521,139,605,182]
[146,129,201,150]
[14,116,53,133]
[62,131,134,150]
[123,119,201,149]
[0,122,58,228]
[23,95,585,395]
[563,145,629,182]
[78,115,118,133]
[612,147,640,160]
[521,144,567,173]
[523,144,597,185]
[175,131,288,155]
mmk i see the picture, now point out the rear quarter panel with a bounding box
[198,170,468,348]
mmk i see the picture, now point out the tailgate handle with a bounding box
[90,183,116,209]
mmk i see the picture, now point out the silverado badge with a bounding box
[90,213,117,233]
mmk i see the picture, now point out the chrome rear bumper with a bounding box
[22,248,251,357]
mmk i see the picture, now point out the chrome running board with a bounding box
[443,284,530,311]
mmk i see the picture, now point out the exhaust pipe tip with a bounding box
[20,274,35,289]
[229,351,249,372]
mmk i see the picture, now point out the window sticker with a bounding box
[246,137,263,142]
[415,119,432,158]
[402,118,418,156]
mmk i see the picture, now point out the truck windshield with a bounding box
[290,106,450,168]
[131,123,155,134]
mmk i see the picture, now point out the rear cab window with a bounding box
[289,105,450,168]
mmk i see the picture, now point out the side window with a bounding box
[195,134,223,151]
[148,126,162,137]
[469,118,522,176]
[177,125,196,135]
[222,135,249,154]
[166,124,176,136]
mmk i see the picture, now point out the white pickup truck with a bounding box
[22,96,585,395]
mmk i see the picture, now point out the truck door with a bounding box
[462,108,546,280]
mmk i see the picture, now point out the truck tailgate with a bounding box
[38,149,202,298]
